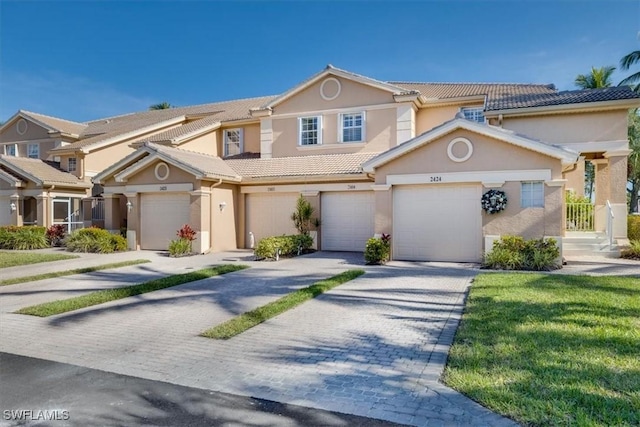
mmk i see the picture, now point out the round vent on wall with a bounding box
[320,77,341,101]
[154,162,170,181]
[447,137,473,163]
[16,119,28,135]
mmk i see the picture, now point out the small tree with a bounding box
[291,195,318,236]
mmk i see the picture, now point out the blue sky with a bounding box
[1,0,639,122]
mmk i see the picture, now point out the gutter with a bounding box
[486,98,640,118]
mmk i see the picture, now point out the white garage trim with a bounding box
[140,193,191,250]
[386,169,552,186]
[321,191,375,252]
[245,192,299,246]
[241,182,372,194]
[393,184,482,262]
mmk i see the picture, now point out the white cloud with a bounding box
[0,71,155,122]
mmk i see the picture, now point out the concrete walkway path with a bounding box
[1,251,516,426]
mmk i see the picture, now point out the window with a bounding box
[4,144,17,156]
[68,157,77,172]
[224,128,244,157]
[27,143,39,159]
[461,107,485,123]
[299,116,321,145]
[521,181,544,208]
[340,112,364,142]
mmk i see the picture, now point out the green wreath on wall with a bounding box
[481,190,508,214]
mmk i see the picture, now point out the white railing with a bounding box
[566,202,595,231]
[606,200,614,247]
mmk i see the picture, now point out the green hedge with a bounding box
[254,234,313,260]
[628,215,640,241]
[483,235,560,271]
[66,228,127,253]
[0,226,49,250]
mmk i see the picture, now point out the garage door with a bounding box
[245,193,298,246]
[393,184,482,262]
[140,193,191,250]
[321,191,375,252]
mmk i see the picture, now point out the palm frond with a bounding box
[620,50,640,70]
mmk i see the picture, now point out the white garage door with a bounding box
[140,193,191,250]
[321,191,375,252]
[393,184,482,262]
[245,193,298,246]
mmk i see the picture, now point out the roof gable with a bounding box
[362,118,579,173]
[0,155,91,188]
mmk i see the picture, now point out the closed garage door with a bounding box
[393,184,482,262]
[140,193,191,250]
[246,193,298,245]
[321,191,374,252]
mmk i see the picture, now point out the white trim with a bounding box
[386,169,552,186]
[103,186,126,195]
[559,140,628,154]
[301,190,320,196]
[27,143,40,159]
[154,162,170,181]
[371,184,391,191]
[3,143,17,156]
[241,182,373,194]
[260,118,273,159]
[223,128,244,157]
[447,137,473,162]
[68,157,77,172]
[396,104,415,145]
[124,183,193,193]
[362,118,578,172]
[545,179,567,187]
[16,118,28,135]
[320,77,341,101]
[297,142,366,152]
[604,149,633,158]
[271,102,398,120]
[298,115,322,146]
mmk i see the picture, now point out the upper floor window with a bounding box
[68,157,77,172]
[4,144,17,156]
[27,143,39,159]
[224,128,244,157]
[521,181,544,208]
[461,107,485,123]
[340,112,364,143]
[299,116,321,146]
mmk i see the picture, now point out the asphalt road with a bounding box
[0,352,405,427]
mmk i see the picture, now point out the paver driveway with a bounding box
[0,251,516,426]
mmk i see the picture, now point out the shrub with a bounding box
[177,224,197,241]
[0,226,48,250]
[291,195,319,235]
[621,240,640,260]
[65,228,127,253]
[168,238,193,257]
[628,215,640,240]
[483,235,560,271]
[364,234,391,265]
[46,224,66,247]
[254,234,313,260]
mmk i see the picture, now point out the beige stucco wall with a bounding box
[84,143,138,176]
[210,184,239,251]
[374,129,563,184]
[274,76,395,115]
[564,157,585,197]
[0,119,50,143]
[124,160,196,186]
[501,110,628,144]
[415,104,481,134]
[180,132,218,156]
[482,182,563,238]
[271,107,396,157]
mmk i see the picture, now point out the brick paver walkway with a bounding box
[0,252,516,426]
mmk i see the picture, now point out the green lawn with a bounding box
[0,251,79,268]
[201,269,365,339]
[17,264,248,317]
[444,273,640,427]
[0,259,151,286]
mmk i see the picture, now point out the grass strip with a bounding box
[201,269,365,339]
[16,264,249,317]
[0,251,79,269]
[1,259,152,286]
[444,273,640,427]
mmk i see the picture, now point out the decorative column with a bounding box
[604,152,631,239]
[124,193,139,250]
[190,189,211,253]
[103,194,122,233]
[302,190,320,250]
[9,194,21,227]
[36,193,50,228]
[591,158,609,233]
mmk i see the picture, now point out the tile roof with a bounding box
[145,143,241,181]
[0,167,22,185]
[142,116,221,144]
[19,110,87,136]
[484,86,640,111]
[0,155,91,187]
[225,152,380,178]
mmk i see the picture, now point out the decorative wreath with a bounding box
[481,190,508,214]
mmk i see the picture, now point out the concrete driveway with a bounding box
[0,251,516,426]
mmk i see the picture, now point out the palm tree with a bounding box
[149,102,173,110]
[574,66,616,89]
[620,50,640,91]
